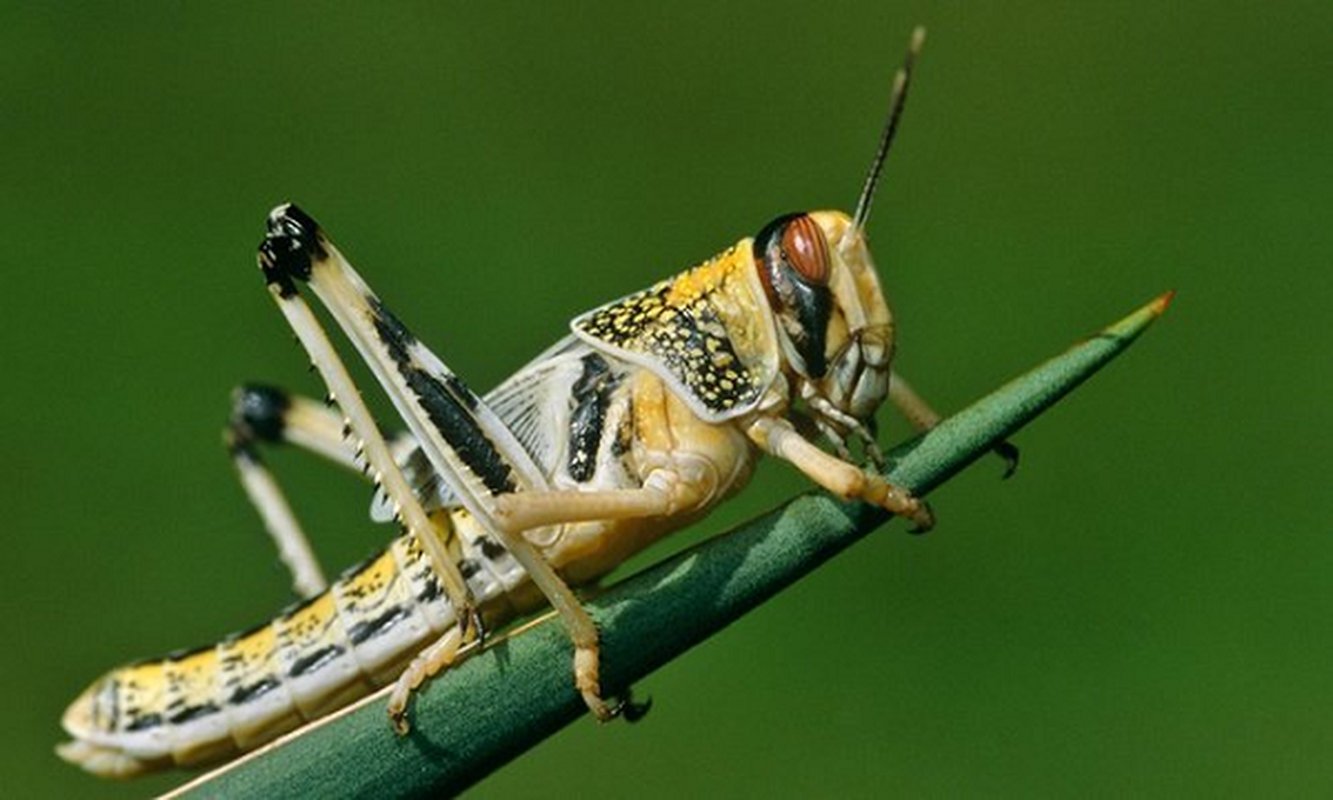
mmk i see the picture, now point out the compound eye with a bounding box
[781,214,831,285]
[753,213,834,378]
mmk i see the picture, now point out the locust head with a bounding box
[573,26,922,461]
[752,210,893,458]
[750,25,923,461]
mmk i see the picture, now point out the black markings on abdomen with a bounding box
[347,605,410,645]
[229,676,280,706]
[289,644,346,679]
[124,712,164,733]
[168,702,222,725]
[416,572,444,603]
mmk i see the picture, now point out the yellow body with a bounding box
[62,27,940,779]
[60,208,915,778]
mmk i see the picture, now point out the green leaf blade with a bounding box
[169,292,1171,800]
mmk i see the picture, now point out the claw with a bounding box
[612,689,653,723]
[905,500,935,534]
[575,646,617,721]
[390,708,411,737]
[993,440,1020,479]
[464,606,486,646]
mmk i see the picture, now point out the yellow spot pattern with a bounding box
[574,242,778,417]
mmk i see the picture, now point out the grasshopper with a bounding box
[59,28,1007,779]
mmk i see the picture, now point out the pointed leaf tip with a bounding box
[1102,291,1176,342]
[1151,289,1176,315]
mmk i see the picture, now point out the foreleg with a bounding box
[747,415,935,531]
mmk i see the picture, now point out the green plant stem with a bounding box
[169,292,1172,800]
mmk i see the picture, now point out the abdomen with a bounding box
[58,518,524,778]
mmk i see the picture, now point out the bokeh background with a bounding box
[3,2,1328,796]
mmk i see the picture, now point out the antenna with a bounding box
[852,26,926,231]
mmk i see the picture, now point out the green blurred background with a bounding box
[3,2,1328,796]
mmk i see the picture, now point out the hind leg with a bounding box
[255,208,482,644]
[258,204,624,728]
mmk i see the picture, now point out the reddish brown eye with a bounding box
[781,215,830,285]
[753,212,834,378]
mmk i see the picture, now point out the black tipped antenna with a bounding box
[852,25,926,231]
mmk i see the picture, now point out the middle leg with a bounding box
[224,383,421,599]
